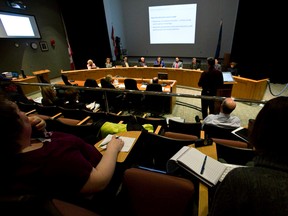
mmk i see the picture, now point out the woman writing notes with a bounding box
[0,95,124,215]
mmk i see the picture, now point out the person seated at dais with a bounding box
[87,59,97,69]
[172,57,183,69]
[190,57,201,70]
[153,56,165,68]
[137,57,148,67]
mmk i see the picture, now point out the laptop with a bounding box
[231,127,249,143]
[222,71,234,82]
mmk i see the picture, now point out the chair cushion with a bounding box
[212,138,249,148]
[163,132,198,141]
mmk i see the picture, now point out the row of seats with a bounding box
[60,75,168,115]
[21,102,256,215]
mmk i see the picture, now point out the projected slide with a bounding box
[149,4,197,44]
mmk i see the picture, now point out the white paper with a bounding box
[99,134,135,152]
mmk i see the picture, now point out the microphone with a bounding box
[21,69,27,78]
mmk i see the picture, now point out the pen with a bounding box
[200,155,207,174]
[98,136,120,147]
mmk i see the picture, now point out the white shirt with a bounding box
[202,112,241,129]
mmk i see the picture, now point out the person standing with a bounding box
[198,57,224,119]
[172,57,183,69]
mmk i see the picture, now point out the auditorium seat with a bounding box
[117,167,195,216]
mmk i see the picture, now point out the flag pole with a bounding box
[60,13,75,70]
[214,20,223,60]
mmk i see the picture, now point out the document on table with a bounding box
[98,134,136,152]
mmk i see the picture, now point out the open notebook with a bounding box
[166,146,243,187]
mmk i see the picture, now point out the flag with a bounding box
[214,20,223,59]
[67,41,75,70]
[111,26,117,57]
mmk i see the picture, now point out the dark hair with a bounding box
[207,57,215,66]
[84,78,98,87]
[0,95,23,160]
[250,96,288,160]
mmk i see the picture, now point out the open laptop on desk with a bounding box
[222,71,234,82]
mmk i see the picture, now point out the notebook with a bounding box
[166,146,242,187]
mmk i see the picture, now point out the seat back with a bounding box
[45,118,100,144]
[106,112,137,124]
[57,106,86,120]
[100,78,115,89]
[61,74,72,86]
[84,78,99,87]
[17,101,37,112]
[36,104,60,116]
[168,119,202,138]
[203,124,240,141]
[145,83,162,92]
[136,116,168,133]
[119,168,195,216]
[144,83,166,116]
[137,131,195,171]
[124,78,138,90]
[213,139,256,165]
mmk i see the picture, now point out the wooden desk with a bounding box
[61,67,268,101]
[94,131,142,163]
[32,69,51,83]
[197,143,217,216]
[231,76,268,100]
[13,76,40,95]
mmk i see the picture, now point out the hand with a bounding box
[29,115,46,131]
[107,135,124,152]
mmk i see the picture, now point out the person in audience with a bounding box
[214,58,222,71]
[105,57,113,68]
[121,56,130,67]
[209,96,288,216]
[172,57,183,69]
[1,81,36,104]
[41,85,63,106]
[198,57,224,119]
[190,57,201,70]
[153,56,165,68]
[62,88,88,110]
[0,95,124,215]
[227,62,238,76]
[146,77,162,91]
[137,56,148,67]
[87,59,97,69]
[202,97,241,129]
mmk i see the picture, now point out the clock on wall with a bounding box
[30,42,38,50]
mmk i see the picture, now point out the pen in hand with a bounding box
[200,155,207,175]
[98,136,120,147]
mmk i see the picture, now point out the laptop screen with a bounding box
[222,72,234,82]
